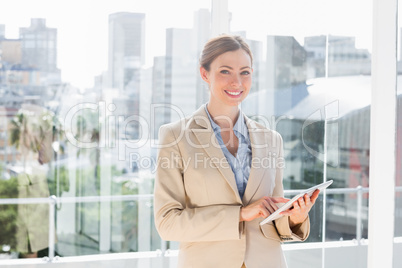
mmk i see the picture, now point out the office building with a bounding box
[304,35,327,79]
[194,9,211,108]
[165,28,197,122]
[108,12,146,139]
[0,39,22,65]
[0,24,5,39]
[304,35,371,78]
[108,12,145,94]
[247,38,263,93]
[266,35,308,116]
[19,18,58,73]
[151,56,167,139]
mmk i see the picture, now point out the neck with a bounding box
[206,99,240,129]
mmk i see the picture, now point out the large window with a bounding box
[0,0,212,259]
[230,1,373,266]
[0,0,400,267]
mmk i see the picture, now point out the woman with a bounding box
[154,35,319,268]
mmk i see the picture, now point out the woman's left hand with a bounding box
[280,189,320,228]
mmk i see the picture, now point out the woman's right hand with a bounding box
[240,196,289,222]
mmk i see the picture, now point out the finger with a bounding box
[263,200,276,214]
[280,210,292,216]
[293,201,300,210]
[259,209,270,218]
[269,197,290,204]
[266,198,279,211]
[280,207,295,216]
[304,194,311,206]
[257,202,270,218]
[310,189,320,203]
[298,197,306,209]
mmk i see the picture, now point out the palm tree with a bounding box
[9,107,64,179]
[8,106,65,257]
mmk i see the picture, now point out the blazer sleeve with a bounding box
[271,133,310,242]
[153,124,242,242]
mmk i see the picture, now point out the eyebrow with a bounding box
[219,65,251,70]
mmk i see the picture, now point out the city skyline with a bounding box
[0,0,373,89]
[0,1,401,263]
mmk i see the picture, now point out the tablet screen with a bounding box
[259,180,333,226]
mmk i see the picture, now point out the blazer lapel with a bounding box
[242,115,269,205]
[191,106,242,203]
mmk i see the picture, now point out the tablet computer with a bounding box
[259,180,333,226]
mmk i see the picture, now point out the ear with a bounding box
[199,66,210,84]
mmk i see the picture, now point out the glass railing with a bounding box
[1,186,401,266]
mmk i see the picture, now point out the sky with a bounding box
[0,0,375,89]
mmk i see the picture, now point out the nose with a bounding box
[230,73,242,87]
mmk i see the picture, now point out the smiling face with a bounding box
[200,49,253,108]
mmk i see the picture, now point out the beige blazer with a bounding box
[154,105,310,268]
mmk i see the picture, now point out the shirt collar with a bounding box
[204,103,249,139]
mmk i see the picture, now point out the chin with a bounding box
[224,100,243,106]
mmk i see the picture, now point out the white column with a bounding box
[99,100,112,253]
[368,0,397,267]
[137,147,153,249]
[57,143,77,235]
[99,150,112,253]
[211,0,229,37]
[137,145,153,267]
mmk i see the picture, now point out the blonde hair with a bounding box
[199,35,253,71]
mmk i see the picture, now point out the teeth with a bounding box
[226,91,241,96]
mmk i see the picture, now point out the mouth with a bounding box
[224,90,243,97]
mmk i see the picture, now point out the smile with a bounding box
[225,90,242,96]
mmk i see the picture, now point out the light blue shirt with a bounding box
[204,104,252,199]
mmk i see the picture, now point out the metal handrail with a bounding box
[0,186,401,263]
[1,186,389,205]
[0,194,154,205]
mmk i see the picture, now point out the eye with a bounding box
[220,70,229,74]
[241,71,250,75]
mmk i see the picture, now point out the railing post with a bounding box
[48,195,57,262]
[160,239,168,268]
[356,186,362,245]
[161,239,167,255]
